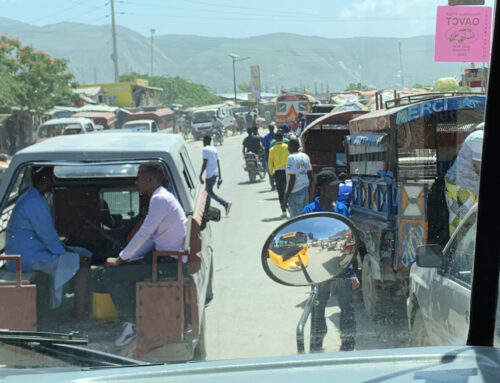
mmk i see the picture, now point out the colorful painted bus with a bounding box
[268,231,309,271]
[275,93,317,131]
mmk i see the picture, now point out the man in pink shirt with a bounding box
[105,162,187,347]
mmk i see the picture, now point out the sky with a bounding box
[0,0,496,39]
[275,217,351,241]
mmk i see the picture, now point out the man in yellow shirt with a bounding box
[268,130,290,217]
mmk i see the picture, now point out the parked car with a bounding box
[408,204,500,347]
[36,117,95,142]
[121,119,159,132]
[123,107,174,133]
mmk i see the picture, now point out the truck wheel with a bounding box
[362,256,381,320]
[410,309,430,347]
[193,315,207,360]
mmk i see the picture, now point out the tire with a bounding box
[205,261,214,305]
[410,309,431,347]
[259,168,266,179]
[193,315,207,360]
[248,169,256,183]
[258,163,266,179]
[362,255,382,320]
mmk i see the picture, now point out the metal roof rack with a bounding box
[384,92,486,109]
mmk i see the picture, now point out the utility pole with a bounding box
[110,0,119,83]
[150,29,155,76]
[228,53,250,104]
[398,41,404,89]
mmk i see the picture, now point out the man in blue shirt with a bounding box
[262,124,276,190]
[302,169,356,352]
[337,172,353,207]
[6,166,93,320]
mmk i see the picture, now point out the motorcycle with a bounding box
[243,151,266,183]
[211,127,224,146]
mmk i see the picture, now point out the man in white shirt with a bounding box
[199,135,232,215]
[105,162,187,347]
[282,137,313,217]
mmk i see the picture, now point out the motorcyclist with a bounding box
[211,115,225,141]
[211,115,224,131]
[243,127,263,155]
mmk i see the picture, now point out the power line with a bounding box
[116,8,434,23]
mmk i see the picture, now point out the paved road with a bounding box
[186,132,409,360]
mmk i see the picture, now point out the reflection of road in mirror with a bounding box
[263,215,358,285]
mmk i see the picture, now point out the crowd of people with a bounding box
[238,113,358,352]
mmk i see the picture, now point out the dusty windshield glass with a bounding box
[193,111,215,123]
[0,0,494,371]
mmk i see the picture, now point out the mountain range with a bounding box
[0,17,467,93]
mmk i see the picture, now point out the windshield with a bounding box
[0,0,495,374]
[277,233,308,245]
[192,111,215,123]
[122,123,150,132]
[63,125,83,135]
[54,164,140,178]
[38,124,68,138]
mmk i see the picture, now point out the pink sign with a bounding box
[435,6,492,62]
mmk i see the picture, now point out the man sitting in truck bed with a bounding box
[5,166,93,320]
[104,162,187,347]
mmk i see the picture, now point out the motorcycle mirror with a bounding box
[261,213,359,286]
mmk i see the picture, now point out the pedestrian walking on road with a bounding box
[245,112,252,130]
[262,124,276,190]
[200,135,232,215]
[301,169,356,352]
[268,131,289,217]
[282,137,313,217]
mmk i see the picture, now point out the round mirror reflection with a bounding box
[262,213,359,286]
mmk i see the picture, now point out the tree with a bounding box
[119,72,221,107]
[237,82,251,92]
[0,63,18,110]
[344,82,369,91]
[0,36,76,112]
[433,77,470,92]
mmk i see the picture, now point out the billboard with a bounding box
[250,65,261,101]
[435,5,492,62]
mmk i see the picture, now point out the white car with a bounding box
[408,204,500,346]
[121,119,159,132]
[36,117,96,142]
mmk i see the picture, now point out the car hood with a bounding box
[6,346,500,382]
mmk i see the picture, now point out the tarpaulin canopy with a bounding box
[332,101,370,113]
[345,133,387,146]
